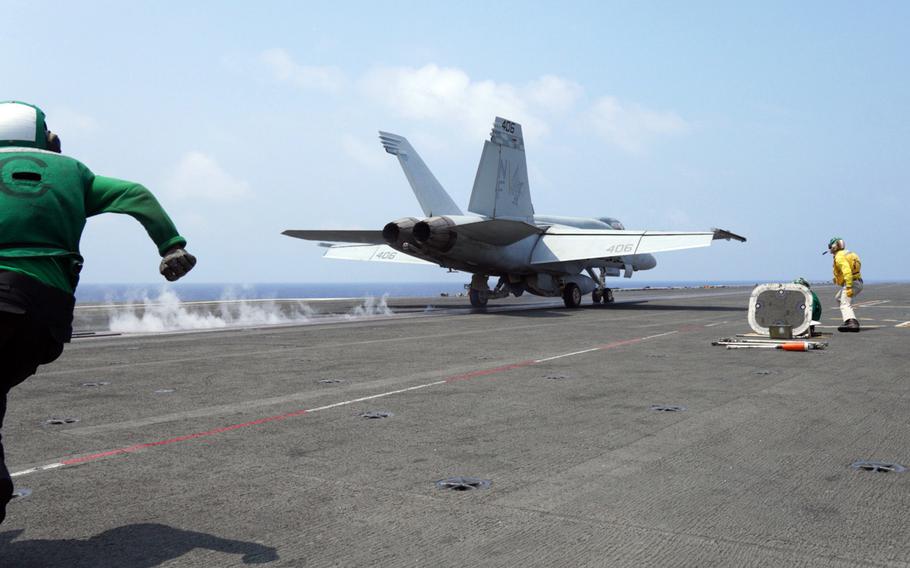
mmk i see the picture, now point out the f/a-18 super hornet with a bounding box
[284,117,745,308]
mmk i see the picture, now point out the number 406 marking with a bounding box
[604,243,634,254]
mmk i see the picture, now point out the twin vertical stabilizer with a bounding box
[379,118,534,221]
[468,117,534,221]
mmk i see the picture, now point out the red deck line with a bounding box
[46,331,665,471]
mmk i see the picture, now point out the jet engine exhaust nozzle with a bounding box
[382,217,419,247]
[413,216,457,252]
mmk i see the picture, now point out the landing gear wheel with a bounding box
[563,283,582,308]
[511,286,524,298]
[469,289,488,307]
[592,290,603,304]
[605,288,614,304]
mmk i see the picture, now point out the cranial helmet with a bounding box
[828,237,845,253]
[0,101,61,152]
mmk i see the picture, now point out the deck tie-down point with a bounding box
[361,411,393,419]
[850,461,907,473]
[436,477,492,491]
[46,417,79,425]
[10,488,32,500]
[649,404,687,412]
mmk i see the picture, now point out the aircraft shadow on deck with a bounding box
[0,523,278,567]
[602,301,746,312]
[479,307,573,318]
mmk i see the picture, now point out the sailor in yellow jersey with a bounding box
[826,237,862,332]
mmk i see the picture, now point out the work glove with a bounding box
[846,287,854,298]
[159,247,197,281]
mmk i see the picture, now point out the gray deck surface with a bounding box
[2,284,908,567]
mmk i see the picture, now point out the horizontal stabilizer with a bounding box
[323,244,434,265]
[531,229,714,264]
[378,132,462,217]
[282,230,385,245]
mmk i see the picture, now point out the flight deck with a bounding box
[2,284,908,567]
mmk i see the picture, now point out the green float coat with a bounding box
[810,290,821,322]
[0,101,186,293]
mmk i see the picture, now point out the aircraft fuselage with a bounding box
[384,213,657,298]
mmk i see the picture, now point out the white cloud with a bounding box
[526,75,584,113]
[360,64,549,140]
[258,55,687,153]
[588,96,687,153]
[260,48,345,92]
[164,152,250,201]
[340,134,389,170]
[358,65,685,153]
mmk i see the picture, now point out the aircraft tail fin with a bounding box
[468,117,534,221]
[378,132,462,217]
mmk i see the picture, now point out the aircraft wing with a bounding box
[282,230,385,245]
[531,228,716,264]
[322,244,435,265]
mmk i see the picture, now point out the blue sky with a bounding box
[4,1,907,284]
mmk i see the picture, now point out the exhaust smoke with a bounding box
[103,289,398,333]
[106,288,315,333]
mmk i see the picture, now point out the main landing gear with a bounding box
[468,275,514,308]
[591,288,614,304]
[587,268,614,306]
[563,283,583,308]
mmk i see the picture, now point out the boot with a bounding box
[837,318,860,333]
[0,478,11,525]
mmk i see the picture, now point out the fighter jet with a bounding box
[284,117,745,308]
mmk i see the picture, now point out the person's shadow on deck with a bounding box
[0,523,278,567]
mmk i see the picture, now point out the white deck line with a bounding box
[9,327,682,479]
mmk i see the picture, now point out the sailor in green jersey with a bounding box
[794,277,821,335]
[0,101,197,524]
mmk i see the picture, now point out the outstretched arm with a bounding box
[85,175,195,280]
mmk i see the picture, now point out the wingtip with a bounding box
[711,228,747,243]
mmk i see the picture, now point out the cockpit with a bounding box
[597,217,625,230]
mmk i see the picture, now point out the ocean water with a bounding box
[75,280,765,304]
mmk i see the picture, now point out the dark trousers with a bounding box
[0,270,73,523]
[0,311,64,522]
